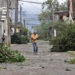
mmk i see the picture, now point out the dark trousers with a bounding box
[33,42,38,54]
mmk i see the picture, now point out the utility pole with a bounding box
[69,0,73,23]
[15,0,18,25]
[7,0,11,46]
[24,19,25,27]
[52,2,54,26]
[20,5,22,25]
[9,0,13,24]
[51,1,55,38]
[11,8,13,24]
[7,0,9,26]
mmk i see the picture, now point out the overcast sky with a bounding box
[19,0,66,31]
[20,0,66,3]
[19,0,66,3]
[19,0,66,14]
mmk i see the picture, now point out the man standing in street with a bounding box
[31,32,39,55]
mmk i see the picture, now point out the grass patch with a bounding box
[64,58,75,64]
[65,51,75,64]
[64,60,69,63]
[0,67,7,70]
[69,58,75,64]
[67,51,75,57]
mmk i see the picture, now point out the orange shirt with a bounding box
[31,34,38,42]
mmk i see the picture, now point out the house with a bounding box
[54,0,75,22]
[9,0,21,34]
[54,11,69,22]
[0,0,8,43]
[10,24,22,35]
[53,10,69,37]
[9,0,18,26]
[50,0,75,38]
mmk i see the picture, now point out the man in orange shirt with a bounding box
[31,32,39,55]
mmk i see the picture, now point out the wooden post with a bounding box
[15,0,18,26]
[69,0,73,22]
[20,5,22,25]
[7,0,11,46]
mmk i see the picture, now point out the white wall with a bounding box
[0,19,8,43]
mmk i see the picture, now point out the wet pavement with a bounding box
[0,40,75,75]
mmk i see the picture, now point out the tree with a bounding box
[59,0,68,11]
[37,0,68,40]
[50,24,75,52]
[22,27,28,35]
[42,0,60,11]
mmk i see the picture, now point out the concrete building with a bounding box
[54,11,69,22]
[0,0,8,43]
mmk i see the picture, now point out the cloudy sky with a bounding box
[19,0,66,14]
[19,0,66,32]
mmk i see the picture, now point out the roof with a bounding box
[55,11,68,14]
[10,25,22,28]
[55,11,69,16]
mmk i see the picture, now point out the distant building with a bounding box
[0,0,22,44]
[54,0,75,21]
[54,11,69,22]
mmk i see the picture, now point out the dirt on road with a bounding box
[0,40,75,75]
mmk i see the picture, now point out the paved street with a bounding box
[0,40,75,75]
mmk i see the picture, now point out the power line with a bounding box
[27,24,40,25]
[19,12,41,15]
[25,19,50,21]
[25,20,40,22]
[19,0,43,4]
[22,17,51,20]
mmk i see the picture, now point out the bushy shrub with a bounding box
[20,36,29,44]
[11,33,21,44]
[11,33,29,44]
[50,25,75,52]
[22,27,28,35]
[0,43,25,63]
